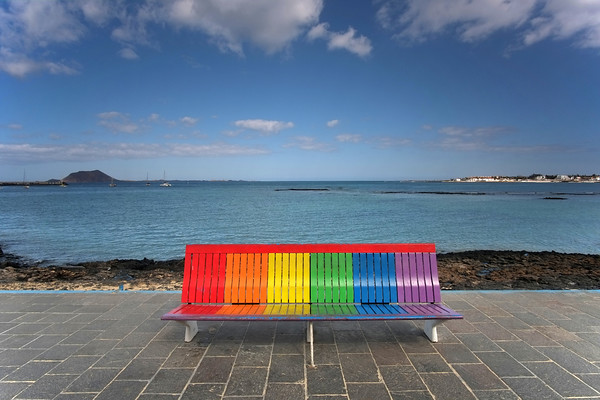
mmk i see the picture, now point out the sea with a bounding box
[0,181,599,265]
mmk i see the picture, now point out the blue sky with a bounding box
[1,0,599,181]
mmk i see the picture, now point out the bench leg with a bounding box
[307,321,315,367]
[424,320,442,342]
[178,321,198,342]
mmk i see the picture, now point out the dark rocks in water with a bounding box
[275,188,330,192]
[63,170,115,183]
[543,197,567,200]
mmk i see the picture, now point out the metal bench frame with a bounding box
[162,244,462,366]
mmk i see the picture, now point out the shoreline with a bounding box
[1,247,599,291]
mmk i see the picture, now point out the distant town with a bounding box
[449,174,600,183]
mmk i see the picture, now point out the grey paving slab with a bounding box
[1,290,600,399]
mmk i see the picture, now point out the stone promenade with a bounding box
[1,290,599,399]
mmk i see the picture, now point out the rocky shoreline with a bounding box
[1,246,599,291]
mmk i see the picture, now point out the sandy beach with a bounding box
[1,246,599,291]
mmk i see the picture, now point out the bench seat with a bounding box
[163,302,460,320]
[162,243,462,365]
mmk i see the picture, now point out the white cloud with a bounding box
[335,133,361,143]
[0,142,269,163]
[7,123,23,130]
[371,136,411,149]
[0,0,323,77]
[148,113,160,122]
[435,125,520,151]
[118,47,139,60]
[283,136,335,151]
[0,1,86,77]
[307,23,372,57]
[377,0,536,43]
[166,0,323,55]
[326,119,339,128]
[376,0,600,50]
[523,0,600,48]
[97,111,139,134]
[180,116,198,126]
[234,119,294,135]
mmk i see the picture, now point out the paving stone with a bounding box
[65,367,120,392]
[74,339,119,355]
[145,368,194,394]
[54,393,96,400]
[235,344,272,367]
[453,363,507,390]
[276,321,305,334]
[205,339,242,356]
[475,351,532,378]
[368,342,411,366]
[3,361,59,382]
[224,366,268,396]
[472,322,518,340]
[4,323,52,335]
[14,374,75,399]
[0,334,36,349]
[455,333,501,352]
[0,382,30,400]
[245,322,276,344]
[511,329,558,346]
[334,330,369,353]
[93,347,141,368]
[523,361,599,397]
[339,353,380,382]
[347,382,391,399]
[496,341,547,362]
[503,377,562,400]
[60,329,102,345]
[408,353,452,373]
[95,380,147,400]
[380,366,427,392]
[419,372,476,400]
[191,356,235,383]
[214,321,248,341]
[268,354,304,383]
[163,346,205,368]
[491,317,531,331]
[360,321,396,342]
[313,322,335,344]
[390,390,433,399]
[577,373,600,390]
[560,340,600,361]
[538,346,599,373]
[2,349,45,366]
[116,357,163,380]
[264,383,304,400]
[434,343,479,364]
[511,312,553,327]
[23,334,69,349]
[137,340,179,358]
[180,383,225,400]
[272,333,304,355]
[307,365,346,395]
[472,390,519,399]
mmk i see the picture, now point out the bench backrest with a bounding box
[182,244,441,305]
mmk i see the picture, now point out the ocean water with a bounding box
[0,181,599,264]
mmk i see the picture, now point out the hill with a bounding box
[62,170,114,183]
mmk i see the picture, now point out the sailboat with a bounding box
[145,172,151,186]
[159,171,172,187]
[109,177,117,187]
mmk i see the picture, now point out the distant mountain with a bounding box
[62,170,114,183]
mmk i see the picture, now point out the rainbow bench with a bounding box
[162,244,462,365]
